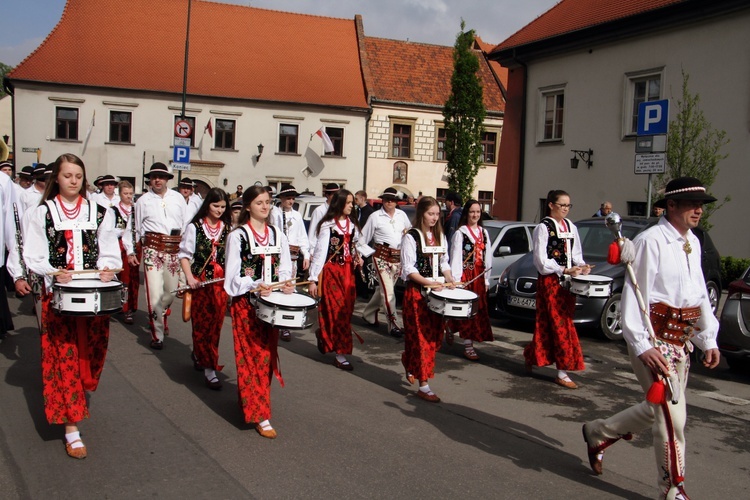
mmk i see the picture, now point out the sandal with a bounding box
[333,359,354,371]
[255,422,277,439]
[463,346,479,361]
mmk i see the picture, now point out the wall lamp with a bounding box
[254,143,264,161]
[570,149,593,169]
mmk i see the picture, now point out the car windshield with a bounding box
[485,226,501,245]
[577,224,641,261]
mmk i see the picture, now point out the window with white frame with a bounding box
[624,69,663,136]
[56,107,79,140]
[435,126,447,161]
[323,127,344,157]
[390,118,415,158]
[109,111,132,143]
[540,87,564,142]
[214,119,235,150]
[481,130,499,164]
[278,123,298,154]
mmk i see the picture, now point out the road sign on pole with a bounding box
[634,153,666,174]
[175,120,192,138]
[173,144,191,171]
[637,99,669,136]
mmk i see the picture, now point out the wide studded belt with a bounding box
[649,303,701,347]
[374,244,401,263]
[144,232,181,254]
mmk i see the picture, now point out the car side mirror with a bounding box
[497,245,511,256]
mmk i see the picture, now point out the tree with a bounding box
[0,62,12,98]
[654,69,730,229]
[442,20,486,205]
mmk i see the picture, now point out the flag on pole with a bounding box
[81,110,96,156]
[205,118,213,138]
[315,127,335,153]
[304,146,325,177]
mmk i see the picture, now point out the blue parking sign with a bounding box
[637,99,669,136]
[173,145,190,164]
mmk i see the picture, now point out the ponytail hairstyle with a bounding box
[545,189,569,217]
[237,185,269,226]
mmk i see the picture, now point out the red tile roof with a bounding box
[364,37,505,114]
[495,0,685,51]
[10,0,368,109]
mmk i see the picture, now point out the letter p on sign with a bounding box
[637,99,669,136]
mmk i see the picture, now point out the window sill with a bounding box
[387,156,414,161]
[275,152,302,157]
[536,139,563,146]
[211,148,239,152]
[51,138,82,143]
[105,142,135,146]
[323,155,345,159]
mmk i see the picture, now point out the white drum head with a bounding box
[431,288,478,301]
[55,279,122,290]
[572,274,612,284]
[260,291,317,307]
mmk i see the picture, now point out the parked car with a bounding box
[494,217,722,340]
[288,195,327,231]
[718,266,750,371]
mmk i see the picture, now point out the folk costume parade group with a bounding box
[1,152,721,499]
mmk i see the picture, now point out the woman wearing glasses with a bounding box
[524,190,591,389]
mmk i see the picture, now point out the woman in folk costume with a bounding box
[223,186,294,439]
[308,189,363,371]
[112,180,140,325]
[23,153,121,459]
[400,196,456,403]
[179,188,231,391]
[524,189,591,389]
[448,199,493,361]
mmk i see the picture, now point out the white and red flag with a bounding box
[315,127,335,153]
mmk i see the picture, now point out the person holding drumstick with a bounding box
[224,185,294,439]
[449,199,493,361]
[112,180,139,325]
[179,188,231,390]
[23,153,121,459]
[400,196,456,403]
[308,189,363,371]
[524,189,590,389]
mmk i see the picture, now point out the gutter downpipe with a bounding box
[514,49,528,221]
[363,107,372,191]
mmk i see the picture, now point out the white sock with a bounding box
[464,339,473,347]
[65,431,84,449]
[335,354,347,364]
[204,368,217,381]
[557,370,570,381]
[259,419,272,430]
[419,384,431,394]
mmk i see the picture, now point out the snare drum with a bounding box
[255,292,318,329]
[569,274,612,298]
[427,288,478,319]
[52,279,127,316]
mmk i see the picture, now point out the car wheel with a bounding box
[600,293,623,341]
[706,280,720,315]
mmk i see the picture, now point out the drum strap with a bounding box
[242,225,281,285]
[46,200,97,273]
[414,230,446,280]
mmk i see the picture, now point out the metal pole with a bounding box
[646,173,653,216]
[178,0,193,185]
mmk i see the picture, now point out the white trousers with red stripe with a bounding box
[142,246,180,342]
[585,342,689,500]
[362,257,400,329]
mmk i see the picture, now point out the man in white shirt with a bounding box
[360,187,412,337]
[17,166,34,190]
[92,174,120,208]
[582,177,720,499]
[307,183,339,258]
[1,172,32,338]
[271,184,310,342]
[123,162,187,350]
[20,163,50,212]
[178,177,202,224]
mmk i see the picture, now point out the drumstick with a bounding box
[248,279,309,295]
[424,281,463,289]
[47,268,123,276]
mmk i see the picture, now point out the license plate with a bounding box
[508,295,536,309]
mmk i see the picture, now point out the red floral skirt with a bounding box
[449,263,493,342]
[40,293,110,424]
[118,240,141,314]
[317,261,356,355]
[523,273,584,371]
[191,266,227,371]
[401,282,444,381]
[230,296,283,424]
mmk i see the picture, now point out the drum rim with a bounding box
[257,291,317,308]
[571,274,612,283]
[430,288,479,300]
[53,280,124,290]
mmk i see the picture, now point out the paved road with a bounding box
[1,291,748,499]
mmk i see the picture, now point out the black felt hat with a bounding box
[277,184,300,198]
[378,187,400,200]
[144,162,174,179]
[654,177,717,208]
[323,183,340,194]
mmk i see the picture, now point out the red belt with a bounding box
[374,244,400,263]
[144,232,181,254]
[649,303,701,347]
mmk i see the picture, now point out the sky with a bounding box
[0,0,560,67]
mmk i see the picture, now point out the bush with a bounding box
[721,256,750,287]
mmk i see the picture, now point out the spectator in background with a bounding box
[651,205,664,217]
[443,191,463,246]
[592,201,613,218]
[354,190,374,226]
[229,185,243,201]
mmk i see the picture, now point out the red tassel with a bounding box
[646,380,666,404]
[607,240,621,265]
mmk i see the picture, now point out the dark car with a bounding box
[718,266,750,371]
[494,217,722,340]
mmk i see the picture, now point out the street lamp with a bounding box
[570,149,593,169]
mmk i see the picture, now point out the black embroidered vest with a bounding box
[326,225,356,266]
[407,228,434,278]
[191,221,229,279]
[237,225,279,283]
[45,202,107,270]
[112,205,129,231]
[459,229,488,271]
[541,217,573,267]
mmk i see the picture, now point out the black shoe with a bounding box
[150,340,163,350]
[389,327,403,338]
[204,376,222,390]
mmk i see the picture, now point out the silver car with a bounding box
[718,266,750,371]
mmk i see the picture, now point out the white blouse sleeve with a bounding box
[96,208,123,271]
[23,204,57,278]
[276,227,292,282]
[178,223,197,261]
[483,228,492,286]
[307,223,332,282]
[570,222,585,267]
[400,233,418,280]
[223,229,260,297]
[532,222,563,276]
[449,228,465,281]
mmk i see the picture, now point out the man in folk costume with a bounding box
[20,163,51,214]
[111,180,139,325]
[271,184,310,342]
[583,177,721,499]
[178,177,202,225]
[123,162,187,350]
[307,182,339,259]
[91,174,120,209]
[360,187,411,337]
